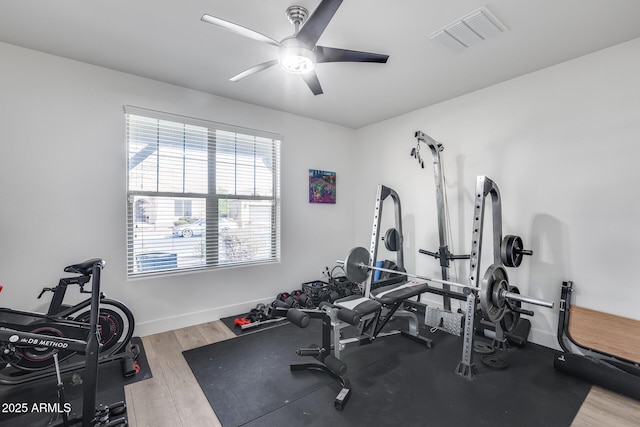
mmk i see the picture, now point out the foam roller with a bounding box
[287,308,310,328]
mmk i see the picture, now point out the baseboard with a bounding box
[134,297,274,337]
[530,327,560,350]
[134,297,562,353]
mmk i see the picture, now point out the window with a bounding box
[125,106,281,277]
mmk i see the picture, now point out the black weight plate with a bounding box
[501,235,524,267]
[481,264,509,323]
[344,247,370,283]
[500,311,520,333]
[384,228,399,252]
[481,355,508,370]
[473,341,495,355]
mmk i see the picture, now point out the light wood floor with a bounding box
[123,320,640,427]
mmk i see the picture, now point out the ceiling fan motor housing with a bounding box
[286,5,309,29]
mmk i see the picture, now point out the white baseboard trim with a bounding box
[529,327,561,351]
[134,298,561,353]
[134,297,274,337]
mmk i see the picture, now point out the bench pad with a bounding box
[371,280,429,305]
[335,295,382,316]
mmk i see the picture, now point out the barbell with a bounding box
[338,246,554,323]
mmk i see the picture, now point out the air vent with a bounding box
[429,7,507,52]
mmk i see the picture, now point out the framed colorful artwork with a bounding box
[309,169,336,204]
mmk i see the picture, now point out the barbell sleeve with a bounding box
[503,291,554,308]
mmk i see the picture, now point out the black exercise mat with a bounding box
[0,337,152,427]
[184,321,331,426]
[184,323,591,427]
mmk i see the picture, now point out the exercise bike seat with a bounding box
[64,259,106,275]
[370,280,429,305]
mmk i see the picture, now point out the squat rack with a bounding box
[408,131,537,377]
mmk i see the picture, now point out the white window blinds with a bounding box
[125,106,281,277]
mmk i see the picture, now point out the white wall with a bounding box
[2,37,638,347]
[354,38,640,348]
[0,42,357,336]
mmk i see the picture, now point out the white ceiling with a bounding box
[2,0,640,128]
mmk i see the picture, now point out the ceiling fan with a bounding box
[201,0,389,95]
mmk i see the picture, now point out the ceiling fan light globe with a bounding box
[279,54,315,74]
[278,43,315,74]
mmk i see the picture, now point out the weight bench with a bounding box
[332,279,434,358]
[288,279,433,409]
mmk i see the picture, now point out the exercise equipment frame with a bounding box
[0,259,128,426]
[340,176,553,379]
[0,268,137,385]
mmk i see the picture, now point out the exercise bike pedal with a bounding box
[108,401,127,416]
[121,343,141,377]
[98,415,128,427]
[95,401,128,426]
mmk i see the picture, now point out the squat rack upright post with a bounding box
[364,185,404,298]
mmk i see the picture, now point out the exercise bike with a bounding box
[0,262,137,385]
[0,259,127,426]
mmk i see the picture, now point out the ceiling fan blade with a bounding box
[229,59,279,82]
[296,0,343,48]
[315,46,389,63]
[300,71,323,95]
[201,14,281,47]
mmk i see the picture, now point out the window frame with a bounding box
[124,105,281,278]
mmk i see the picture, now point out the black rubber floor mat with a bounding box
[184,322,591,427]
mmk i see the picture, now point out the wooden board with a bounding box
[568,305,640,364]
[571,386,640,426]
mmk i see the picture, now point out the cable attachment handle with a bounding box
[410,138,424,168]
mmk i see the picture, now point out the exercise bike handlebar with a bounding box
[37,266,95,300]
[37,287,54,299]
